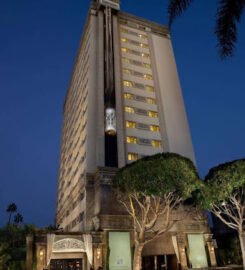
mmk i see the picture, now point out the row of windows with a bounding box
[121,37,148,48]
[121,47,149,58]
[125,106,158,118]
[122,57,151,69]
[126,121,160,132]
[120,27,147,39]
[126,136,162,148]
[123,80,154,92]
[123,68,153,80]
[124,92,156,104]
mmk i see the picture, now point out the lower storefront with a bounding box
[26,231,216,270]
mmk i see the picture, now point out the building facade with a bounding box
[26,1,217,269]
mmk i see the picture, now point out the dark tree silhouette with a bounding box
[14,213,23,226]
[168,0,245,58]
[6,203,17,225]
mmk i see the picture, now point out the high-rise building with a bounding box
[26,1,217,270]
[56,0,194,233]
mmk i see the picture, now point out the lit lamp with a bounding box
[105,108,116,136]
[39,250,44,260]
[96,248,101,260]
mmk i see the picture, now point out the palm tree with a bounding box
[13,213,23,226]
[168,0,245,58]
[6,203,17,225]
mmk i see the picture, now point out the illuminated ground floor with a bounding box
[26,230,217,270]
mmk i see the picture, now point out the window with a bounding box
[126,136,137,144]
[121,47,128,53]
[145,85,154,92]
[128,153,138,161]
[124,93,134,100]
[121,38,127,42]
[125,106,135,113]
[126,121,136,128]
[148,111,158,118]
[143,74,153,80]
[147,98,156,104]
[150,125,160,132]
[123,68,132,75]
[123,80,133,88]
[152,140,162,148]
[122,57,130,64]
[138,33,147,39]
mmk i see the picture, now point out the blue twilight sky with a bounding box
[0,0,244,227]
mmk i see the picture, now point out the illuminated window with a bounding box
[141,53,149,58]
[128,153,138,161]
[123,69,132,75]
[126,121,136,128]
[152,140,162,148]
[138,34,147,39]
[145,85,154,92]
[150,125,160,132]
[120,28,128,33]
[125,106,135,113]
[142,63,151,69]
[122,57,130,64]
[126,136,137,144]
[139,43,148,48]
[121,38,127,43]
[148,111,158,118]
[121,47,128,53]
[123,80,133,88]
[147,98,156,104]
[124,93,134,100]
[143,74,153,80]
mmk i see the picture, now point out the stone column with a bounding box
[177,234,188,270]
[204,234,217,267]
[26,234,33,270]
[36,243,47,270]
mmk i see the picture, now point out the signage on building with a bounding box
[99,0,120,10]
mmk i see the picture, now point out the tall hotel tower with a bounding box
[26,1,217,270]
[56,0,194,232]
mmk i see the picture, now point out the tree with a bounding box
[113,153,202,270]
[6,203,17,225]
[200,159,245,268]
[14,213,23,226]
[168,0,245,58]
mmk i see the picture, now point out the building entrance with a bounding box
[142,255,178,270]
[50,259,82,270]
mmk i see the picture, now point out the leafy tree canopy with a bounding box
[201,159,245,209]
[114,153,201,199]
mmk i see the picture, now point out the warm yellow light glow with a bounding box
[121,38,127,42]
[126,136,137,144]
[128,153,138,161]
[39,250,44,257]
[124,93,134,100]
[145,85,154,92]
[123,69,131,75]
[143,74,153,80]
[126,121,136,128]
[150,125,160,132]
[121,47,128,53]
[123,80,133,88]
[147,98,156,104]
[152,140,162,148]
[125,106,134,113]
[148,111,158,118]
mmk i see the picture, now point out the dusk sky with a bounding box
[0,0,244,227]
